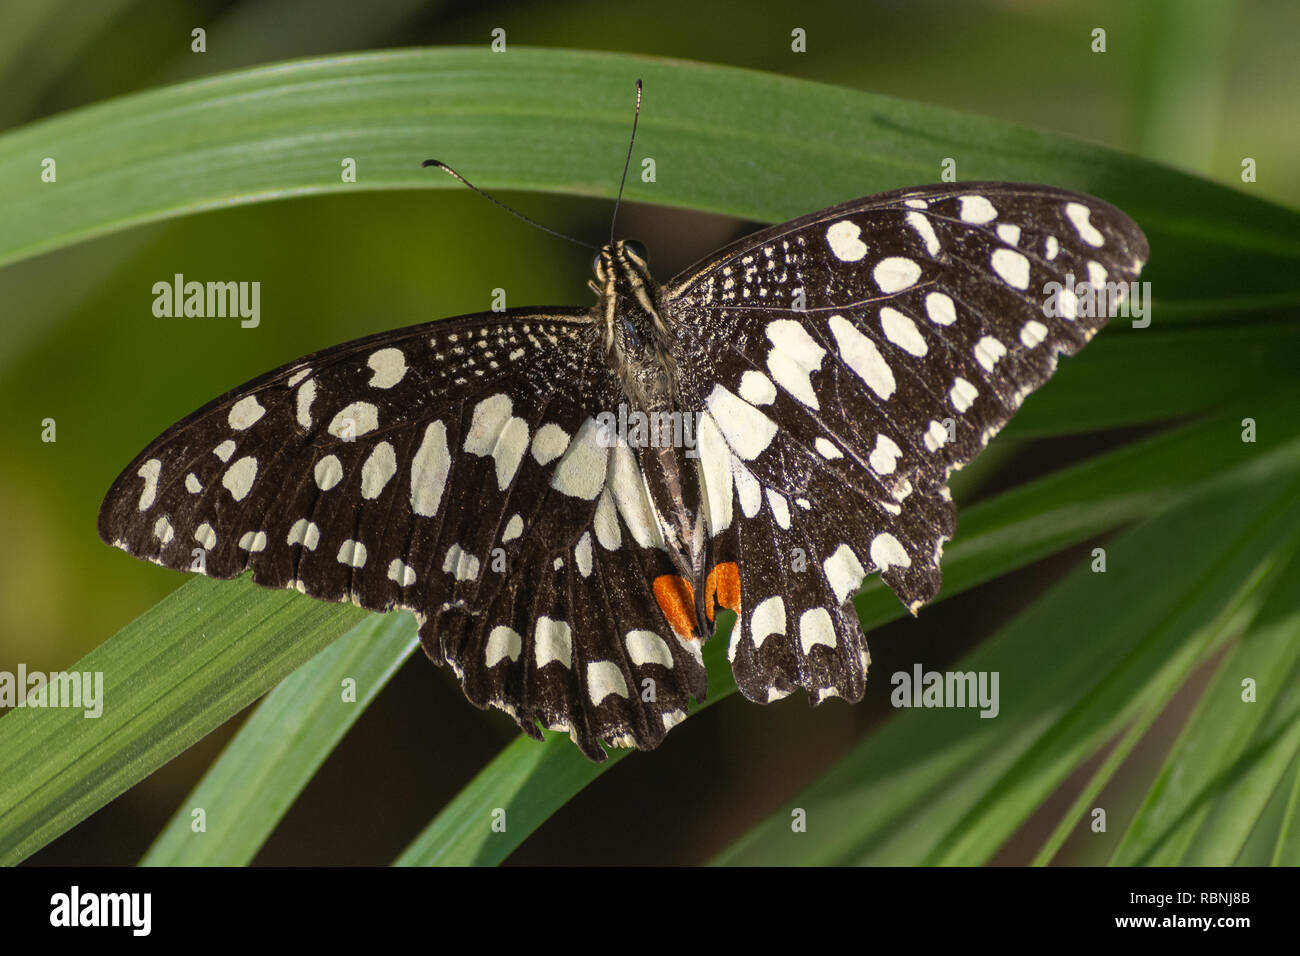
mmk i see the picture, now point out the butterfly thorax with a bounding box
[592,241,678,408]
[592,240,710,608]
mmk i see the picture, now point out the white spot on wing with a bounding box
[870,533,911,570]
[751,596,786,650]
[328,401,379,438]
[949,377,978,412]
[704,385,778,460]
[738,370,777,406]
[959,195,997,224]
[924,419,949,452]
[1021,320,1048,348]
[296,380,316,429]
[153,516,174,545]
[534,616,573,668]
[503,514,523,542]
[337,539,367,567]
[228,396,265,430]
[574,531,593,577]
[366,347,407,388]
[531,423,570,465]
[214,440,236,462]
[696,413,734,536]
[974,336,1008,372]
[905,210,940,255]
[194,523,216,550]
[765,319,825,409]
[1065,202,1104,246]
[387,558,417,587]
[222,456,258,501]
[464,393,529,490]
[442,543,480,581]
[925,291,957,326]
[486,626,522,666]
[991,248,1030,289]
[625,630,674,668]
[765,489,791,529]
[410,421,450,516]
[239,530,268,552]
[586,661,629,704]
[286,518,320,550]
[550,418,609,499]
[815,437,843,459]
[873,256,921,293]
[829,314,895,399]
[610,444,665,548]
[1087,260,1108,288]
[593,488,621,549]
[732,457,762,518]
[880,307,928,356]
[799,608,837,654]
[1058,285,1078,320]
[314,454,343,491]
[869,434,902,474]
[136,459,162,510]
[826,220,867,261]
[360,441,397,499]
[823,544,865,604]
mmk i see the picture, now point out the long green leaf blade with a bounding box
[140,612,419,866]
[0,576,367,865]
[1,47,1297,294]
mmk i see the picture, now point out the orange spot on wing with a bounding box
[653,574,697,640]
[705,562,741,622]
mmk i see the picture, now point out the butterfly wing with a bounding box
[99,308,705,759]
[666,183,1149,704]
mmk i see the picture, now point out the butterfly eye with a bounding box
[623,239,649,263]
[591,251,604,275]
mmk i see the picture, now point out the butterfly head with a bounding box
[592,238,671,357]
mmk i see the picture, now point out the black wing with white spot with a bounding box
[98,308,705,759]
[666,183,1148,705]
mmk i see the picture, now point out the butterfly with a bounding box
[99,84,1148,761]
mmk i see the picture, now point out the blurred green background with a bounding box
[1,0,1296,864]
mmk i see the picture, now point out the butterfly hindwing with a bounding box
[430,434,708,759]
[670,183,1148,704]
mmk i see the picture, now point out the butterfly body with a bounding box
[100,181,1148,760]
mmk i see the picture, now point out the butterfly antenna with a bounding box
[422,159,599,251]
[609,78,642,245]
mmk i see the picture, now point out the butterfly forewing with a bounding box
[99,307,709,757]
[667,183,1148,704]
[101,178,1148,760]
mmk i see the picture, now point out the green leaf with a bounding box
[0,575,367,866]
[140,612,419,866]
[1109,560,1300,865]
[712,471,1300,866]
[2,47,1297,298]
